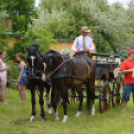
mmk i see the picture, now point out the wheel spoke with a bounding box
[100,83,111,113]
[112,76,124,107]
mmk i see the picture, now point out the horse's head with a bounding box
[41,50,62,82]
[26,44,40,76]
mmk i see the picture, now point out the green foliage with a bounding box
[1,89,134,134]
[0,11,8,50]
[6,61,19,88]
[6,26,54,62]
[16,15,27,33]
[22,26,54,54]
[31,0,134,59]
[44,14,77,39]
[0,0,37,32]
[6,41,26,61]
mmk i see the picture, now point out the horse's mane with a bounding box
[38,51,43,57]
[45,49,61,58]
[29,44,39,49]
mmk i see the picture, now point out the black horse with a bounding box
[26,44,51,122]
[41,50,96,122]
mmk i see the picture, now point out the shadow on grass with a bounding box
[12,118,30,125]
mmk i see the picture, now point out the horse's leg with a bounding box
[44,83,53,114]
[39,83,45,121]
[75,87,83,117]
[44,82,51,101]
[88,82,95,115]
[91,97,95,115]
[91,91,95,115]
[62,88,68,122]
[49,86,55,115]
[30,84,36,122]
[51,86,59,121]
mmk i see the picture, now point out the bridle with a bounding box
[27,52,41,76]
[42,55,75,80]
[42,55,52,78]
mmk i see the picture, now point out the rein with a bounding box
[48,57,76,77]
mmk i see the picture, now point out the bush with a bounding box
[6,60,19,89]
[21,26,55,54]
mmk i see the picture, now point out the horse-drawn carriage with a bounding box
[25,44,124,122]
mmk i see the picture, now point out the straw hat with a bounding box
[81,26,91,33]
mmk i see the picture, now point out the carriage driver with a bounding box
[72,26,95,52]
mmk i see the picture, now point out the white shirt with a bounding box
[72,35,95,52]
[0,59,6,77]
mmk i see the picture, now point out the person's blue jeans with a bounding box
[123,84,134,102]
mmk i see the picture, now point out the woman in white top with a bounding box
[0,51,11,104]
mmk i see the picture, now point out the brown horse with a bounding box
[41,50,95,122]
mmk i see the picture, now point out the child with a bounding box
[16,53,26,102]
[0,51,11,104]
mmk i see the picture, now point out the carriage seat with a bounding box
[62,53,70,56]
[95,63,107,78]
[101,58,107,63]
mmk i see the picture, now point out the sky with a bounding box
[108,0,129,7]
[35,0,129,7]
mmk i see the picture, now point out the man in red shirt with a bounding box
[120,50,134,118]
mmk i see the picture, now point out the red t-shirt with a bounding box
[120,58,134,84]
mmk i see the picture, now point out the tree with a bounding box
[0,11,8,50]
[7,26,55,61]
[35,0,134,56]
[22,26,54,53]
[0,0,37,32]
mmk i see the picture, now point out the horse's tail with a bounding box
[86,83,91,110]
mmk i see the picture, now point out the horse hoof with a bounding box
[62,115,68,123]
[75,111,82,117]
[41,118,45,122]
[55,116,60,121]
[91,109,95,116]
[48,107,53,114]
[91,112,95,115]
[91,105,95,115]
[29,115,35,122]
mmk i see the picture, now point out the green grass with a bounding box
[0,89,134,134]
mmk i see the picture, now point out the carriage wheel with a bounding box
[112,76,124,108]
[99,83,111,114]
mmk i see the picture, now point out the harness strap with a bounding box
[69,58,77,88]
[62,56,66,73]
[49,57,75,77]
[50,73,85,82]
